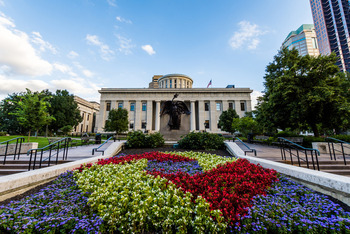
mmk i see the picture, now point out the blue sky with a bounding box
[0,0,313,107]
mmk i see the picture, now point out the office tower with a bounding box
[310,0,350,71]
[282,24,320,56]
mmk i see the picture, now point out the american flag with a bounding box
[207,79,212,88]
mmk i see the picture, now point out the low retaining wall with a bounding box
[226,142,350,206]
[0,142,124,201]
[312,142,350,154]
[0,142,38,155]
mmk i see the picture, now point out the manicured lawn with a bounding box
[1,151,349,233]
[0,135,50,148]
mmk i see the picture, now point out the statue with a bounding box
[160,93,191,130]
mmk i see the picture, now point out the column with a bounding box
[134,101,142,130]
[155,101,161,131]
[209,100,218,132]
[190,101,196,131]
[235,100,242,117]
[111,100,116,110]
[222,100,229,111]
[124,101,130,129]
[198,100,205,131]
[146,100,153,131]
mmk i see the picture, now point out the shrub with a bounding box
[126,131,165,148]
[274,131,301,138]
[146,132,165,148]
[0,131,7,136]
[178,131,225,150]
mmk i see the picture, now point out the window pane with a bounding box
[130,103,135,111]
[216,103,221,111]
[142,103,147,111]
[204,102,209,111]
[106,102,111,111]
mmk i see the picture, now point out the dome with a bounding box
[158,74,193,89]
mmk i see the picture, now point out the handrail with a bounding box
[325,137,348,165]
[278,137,320,170]
[0,137,25,165]
[92,136,114,156]
[27,137,71,171]
[235,137,257,156]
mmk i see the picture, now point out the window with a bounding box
[142,122,147,129]
[204,102,209,111]
[86,126,88,132]
[130,103,135,111]
[106,102,111,111]
[129,122,134,129]
[87,114,89,121]
[204,120,210,129]
[118,102,123,109]
[82,113,85,119]
[142,103,147,111]
[174,79,177,88]
[240,101,246,111]
[229,102,234,110]
[216,103,221,111]
[170,79,172,88]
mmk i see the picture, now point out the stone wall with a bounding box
[312,142,350,154]
[0,143,38,155]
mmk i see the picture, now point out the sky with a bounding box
[0,0,313,108]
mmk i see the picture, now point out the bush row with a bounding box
[126,131,165,148]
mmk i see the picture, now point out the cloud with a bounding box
[116,16,132,24]
[107,0,117,7]
[67,50,79,59]
[53,63,78,77]
[31,31,57,54]
[0,13,53,76]
[229,21,267,50]
[51,77,100,100]
[0,1,4,6]
[82,69,94,78]
[0,74,50,96]
[116,34,134,55]
[86,34,115,61]
[251,90,263,110]
[141,45,156,55]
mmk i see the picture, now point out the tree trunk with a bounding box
[311,124,320,137]
[28,130,31,142]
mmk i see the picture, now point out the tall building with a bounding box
[74,96,100,133]
[96,74,252,138]
[310,0,350,71]
[282,24,319,56]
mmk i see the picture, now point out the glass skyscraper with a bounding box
[310,0,350,71]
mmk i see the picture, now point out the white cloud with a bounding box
[229,21,267,50]
[67,51,79,59]
[107,0,117,7]
[116,34,134,55]
[82,69,94,78]
[53,63,77,77]
[86,34,115,61]
[116,16,132,24]
[0,1,4,6]
[0,13,53,76]
[141,45,156,55]
[51,78,100,98]
[0,74,50,96]
[31,31,57,54]
[251,90,263,110]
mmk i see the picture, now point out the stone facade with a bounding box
[74,96,100,133]
[96,74,253,137]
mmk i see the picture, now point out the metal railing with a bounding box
[235,137,257,156]
[0,137,25,164]
[27,137,71,171]
[278,137,320,170]
[326,137,349,165]
[92,136,114,156]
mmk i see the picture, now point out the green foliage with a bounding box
[104,108,129,136]
[145,132,165,148]
[74,160,226,233]
[126,130,165,148]
[218,109,239,134]
[0,132,7,136]
[11,89,54,141]
[274,131,301,138]
[177,131,225,150]
[255,48,350,137]
[60,125,73,135]
[233,117,259,137]
[48,90,82,133]
[0,92,26,134]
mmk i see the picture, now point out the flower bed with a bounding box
[0,151,349,233]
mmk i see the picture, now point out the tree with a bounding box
[233,117,259,137]
[104,108,129,138]
[48,90,82,133]
[0,92,26,134]
[11,89,55,141]
[218,109,239,134]
[255,48,350,136]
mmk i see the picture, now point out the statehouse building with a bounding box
[95,74,252,138]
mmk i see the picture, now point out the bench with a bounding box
[285,137,303,144]
[253,135,269,143]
